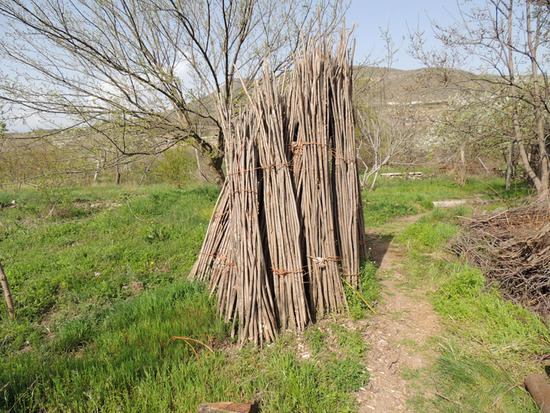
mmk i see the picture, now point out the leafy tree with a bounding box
[153,144,205,187]
[431,91,512,181]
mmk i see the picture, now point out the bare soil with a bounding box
[355,215,441,412]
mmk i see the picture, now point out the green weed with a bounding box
[304,326,328,354]
[2,175,536,412]
[0,185,218,354]
[362,175,531,226]
[426,340,539,413]
[396,206,467,253]
[330,324,369,359]
[433,263,550,357]
[0,280,228,412]
[328,357,369,392]
[346,260,380,319]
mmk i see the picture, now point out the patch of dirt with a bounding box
[123,280,144,295]
[355,215,441,412]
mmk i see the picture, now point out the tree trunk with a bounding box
[506,140,515,191]
[190,130,226,188]
[369,169,380,191]
[507,1,543,194]
[517,134,542,192]
[115,162,121,185]
[458,145,467,185]
[93,159,100,183]
[0,261,15,318]
[207,154,226,188]
[526,0,550,195]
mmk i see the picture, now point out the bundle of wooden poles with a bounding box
[189,32,368,344]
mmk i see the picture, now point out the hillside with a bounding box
[354,65,486,106]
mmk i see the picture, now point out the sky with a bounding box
[2,0,467,132]
[345,0,461,70]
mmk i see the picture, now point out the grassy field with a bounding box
[363,174,532,227]
[0,174,545,412]
[0,183,375,412]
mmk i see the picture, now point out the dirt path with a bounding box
[355,215,440,412]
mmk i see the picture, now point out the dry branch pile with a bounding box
[452,198,550,313]
[189,33,367,344]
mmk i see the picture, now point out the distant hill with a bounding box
[354,65,487,107]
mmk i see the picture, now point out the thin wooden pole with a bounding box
[0,261,15,318]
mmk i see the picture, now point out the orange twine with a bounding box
[271,267,304,276]
[290,144,357,163]
[229,189,258,196]
[200,252,230,261]
[289,142,330,151]
[228,161,292,177]
[333,155,357,163]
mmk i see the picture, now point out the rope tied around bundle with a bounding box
[307,255,341,268]
[227,161,292,176]
[271,268,304,276]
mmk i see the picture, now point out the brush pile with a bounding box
[189,33,367,344]
[452,197,550,313]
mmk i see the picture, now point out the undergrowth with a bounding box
[0,185,219,355]
[2,176,538,412]
[346,260,379,320]
[0,278,367,412]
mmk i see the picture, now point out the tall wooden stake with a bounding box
[0,261,15,318]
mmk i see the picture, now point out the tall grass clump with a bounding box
[0,280,227,412]
[1,279,367,412]
[345,260,379,320]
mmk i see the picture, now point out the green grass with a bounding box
[1,175,541,412]
[0,184,370,412]
[346,260,380,320]
[0,277,366,412]
[1,280,228,412]
[396,206,549,412]
[0,185,218,355]
[362,175,532,226]
[395,206,469,253]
